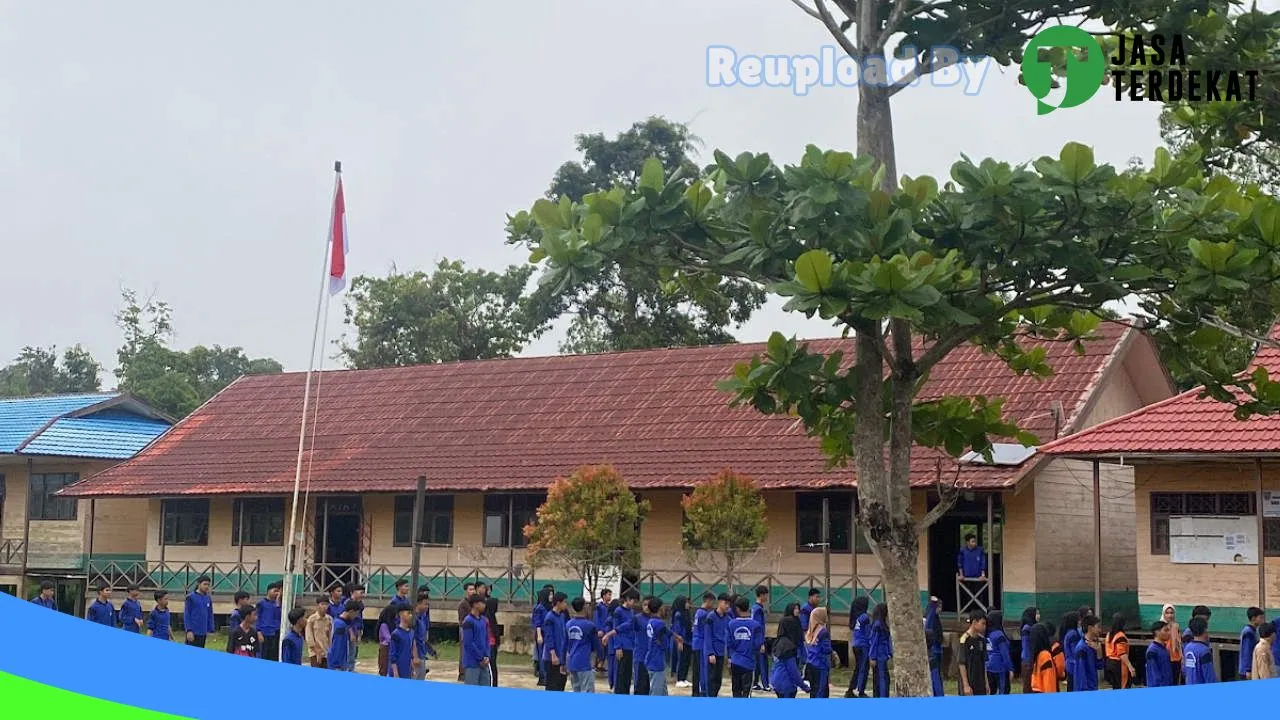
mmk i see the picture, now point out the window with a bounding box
[482,494,545,548]
[393,495,455,547]
[28,473,78,521]
[1147,492,1278,556]
[162,499,210,546]
[795,492,871,553]
[231,498,285,546]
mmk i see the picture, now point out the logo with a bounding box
[1021,26,1106,115]
[733,627,753,641]
[568,626,583,641]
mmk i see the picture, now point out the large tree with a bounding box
[339,259,545,369]
[0,345,102,397]
[513,116,767,354]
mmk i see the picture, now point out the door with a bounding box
[314,497,362,591]
[927,494,1004,614]
[57,578,84,616]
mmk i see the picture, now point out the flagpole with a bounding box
[280,160,342,658]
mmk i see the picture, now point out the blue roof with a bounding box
[0,393,171,459]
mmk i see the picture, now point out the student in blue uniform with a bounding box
[86,586,116,628]
[146,591,172,640]
[632,596,654,695]
[1183,605,1211,644]
[604,590,639,695]
[603,598,621,689]
[327,585,345,620]
[460,595,492,686]
[31,580,57,610]
[645,598,679,696]
[387,607,416,678]
[227,591,252,631]
[805,606,835,698]
[183,576,214,647]
[1272,615,1280,669]
[1240,607,1265,679]
[985,610,1015,694]
[256,582,284,662]
[1060,612,1081,691]
[412,592,438,680]
[328,600,363,673]
[282,608,307,666]
[751,586,771,691]
[1183,616,1216,684]
[671,596,692,687]
[925,596,944,696]
[703,594,732,697]
[1018,607,1040,693]
[691,592,714,697]
[728,596,765,697]
[1072,615,1103,691]
[542,592,570,692]
[1145,621,1173,687]
[594,589,612,674]
[387,580,413,612]
[844,596,871,698]
[567,597,603,693]
[532,586,552,686]
[770,615,810,698]
[868,603,893,698]
[120,586,144,634]
[799,588,821,632]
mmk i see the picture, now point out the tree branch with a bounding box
[788,0,822,21]
[876,0,912,50]
[920,461,962,529]
[814,0,862,58]
[887,53,959,97]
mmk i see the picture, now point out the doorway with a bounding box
[314,497,362,591]
[927,494,1004,614]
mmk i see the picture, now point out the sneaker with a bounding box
[676,681,691,688]
[752,684,764,691]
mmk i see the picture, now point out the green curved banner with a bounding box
[0,671,189,718]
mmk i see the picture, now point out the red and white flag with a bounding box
[328,176,348,296]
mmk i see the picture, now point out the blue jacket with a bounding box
[1240,625,1259,676]
[1072,639,1101,691]
[1183,639,1216,684]
[542,610,568,664]
[87,599,116,627]
[414,610,436,659]
[388,626,414,677]
[183,591,215,635]
[594,601,610,630]
[256,598,282,637]
[119,599,143,633]
[957,546,987,578]
[704,610,729,656]
[868,620,892,662]
[672,609,690,642]
[1144,641,1172,687]
[985,629,1015,673]
[31,596,56,610]
[532,604,547,642]
[633,612,652,660]
[282,629,305,665]
[799,602,816,631]
[728,617,764,670]
[751,602,766,628]
[1062,628,1081,676]
[852,612,871,648]
[147,608,171,640]
[566,618,601,673]
[461,614,489,668]
[644,617,672,672]
[692,607,709,650]
[329,617,354,669]
[770,650,809,695]
[611,606,635,651]
[925,604,943,661]
[1273,619,1280,665]
[806,626,834,668]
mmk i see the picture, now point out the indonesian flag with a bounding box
[328,176,348,296]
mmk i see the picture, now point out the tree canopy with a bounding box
[681,470,768,591]
[0,345,101,397]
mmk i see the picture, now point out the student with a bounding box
[770,615,810,698]
[387,608,415,679]
[594,589,612,674]
[751,586,771,691]
[412,592,438,680]
[306,596,334,669]
[227,591,252,631]
[728,596,765,698]
[31,581,57,610]
[645,597,680,696]
[925,597,944,697]
[671,596,693,688]
[184,577,215,647]
[227,606,260,658]
[532,586,552,686]
[1145,621,1173,688]
[1029,623,1062,693]
[1183,605,1211,644]
[542,592,570,692]
[956,532,988,582]
[803,606,835,698]
[1018,606,1039,693]
[1104,613,1136,689]
[567,597,603,693]
[1072,615,1103,691]
[326,585,345,620]
[376,605,399,677]
[1183,616,1216,684]
[632,596,653,695]
[604,590,638,694]
[86,586,117,628]
[342,583,368,672]
[388,580,413,612]
[690,592,714,697]
[799,588,821,632]
[1047,622,1066,683]
[146,591,171,641]
[1240,607,1265,679]
[703,593,732,697]
[984,610,1014,694]
[120,586,144,634]
[256,582,284,662]
[845,596,871,698]
[957,609,989,696]
[460,595,492,686]
[282,608,307,666]
[456,582,476,681]
[1272,615,1280,668]
[1252,623,1275,680]
[1161,604,1183,685]
[867,603,893,698]
[475,581,502,687]
[328,601,363,673]
[1060,612,1081,691]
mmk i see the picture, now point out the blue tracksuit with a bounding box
[633,612,652,686]
[986,628,1015,693]
[612,606,635,651]
[147,607,171,640]
[770,654,808,697]
[807,625,834,698]
[414,610,436,662]
[925,603,944,696]
[31,595,56,610]
[1273,619,1280,666]
[604,609,617,687]
[751,602,769,687]
[671,608,689,670]
[1062,628,1081,688]
[256,598,282,640]
[799,602,816,631]
[692,607,707,694]
[1073,639,1101,690]
[119,598,143,633]
[283,629,305,665]
[1240,625,1259,677]
[594,601,610,629]
[1145,641,1172,687]
[87,599,116,627]
[567,618,601,673]
[543,610,568,668]
[183,591,215,637]
[532,603,548,679]
[461,615,489,668]
[388,626,414,678]
[1183,639,1216,684]
[868,620,892,698]
[957,546,987,578]
[728,617,764,670]
[851,611,871,695]
[1020,624,1034,666]
[327,599,345,621]
[701,610,728,696]
[645,617,672,672]
[329,617,353,670]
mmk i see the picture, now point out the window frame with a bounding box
[230,498,286,547]
[794,491,871,554]
[392,494,456,547]
[27,473,79,521]
[482,493,546,549]
[161,499,211,547]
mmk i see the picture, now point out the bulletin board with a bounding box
[1169,514,1258,565]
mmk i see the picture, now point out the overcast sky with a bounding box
[0,1,1182,384]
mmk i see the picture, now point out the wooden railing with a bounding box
[0,539,26,567]
[86,560,261,595]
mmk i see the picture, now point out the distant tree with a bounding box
[339,259,546,369]
[523,465,649,602]
[681,470,768,593]
[0,345,102,397]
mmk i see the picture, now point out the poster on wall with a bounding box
[1169,515,1259,565]
[1262,491,1280,517]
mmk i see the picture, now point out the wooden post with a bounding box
[849,494,858,600]
[986,493,995,610]
[321,499,330,587]
[87,498,96,584]
[237,500,246,567]
[1092,460,1102,616]
[1256,458,1266,609]
[410,475,426,600]
[18,458,33,596]
[821,497,832,611]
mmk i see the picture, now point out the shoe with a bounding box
[763,686,773,692]
[676,681,691,688]
[752,684,764,691]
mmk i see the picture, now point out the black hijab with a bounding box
[778,614,804,651]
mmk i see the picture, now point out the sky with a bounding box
[0,0,1182,385]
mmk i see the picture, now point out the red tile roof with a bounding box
[64,323,1137,497]
[1041,322,1280,458]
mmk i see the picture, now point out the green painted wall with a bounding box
[1004,590,1140,625]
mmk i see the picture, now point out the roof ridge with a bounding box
[0,391,119,403]
[1038,383,1210,454]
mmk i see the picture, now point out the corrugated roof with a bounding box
[0,393,172,460]
[0,393,120,452]
[64,324,1136,498]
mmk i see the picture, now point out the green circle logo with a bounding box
[1022,26,1106,115]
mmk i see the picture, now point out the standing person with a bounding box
[1060,612,1081,691]
[86,586,117,628]
[1160,604,1183,684]
[461,595,493,687]
[845,596,871,698]
[751,586,771,691]
[918,597,943,696]
[1183,616,1216,684]
[567,597,603,693]
[604,598,621,689]
[1240,607,1265,679]
[956,533,988,609]
[146,591,171,641]
[387,580,413,612]
[1104,613,1136,689]
[326,585,345,620]
[703,593,731,697]
[412,592,438,680]
[799,588,821,632]
[1252,623,1275,680]
[957,609,989,696]
[120,586,144,634]
[631,596,654,695]
[328,601,362,672]
[1018,607,1040,693]
[256,582,284,662]
[184,576,215,648]
[456,582,475,681]
[644,598,679,696]
[31,580,57,610]
[227,606,260,658]
[542,593,570,692]
[1145,621,1174,688]
[984,610,1014,694]
[728,596,765,698]
[345,584,367,669]
[387,608,416,679]
[690,592,714,697]
[476,582,502,687]
[671,596,693,688]
[227,591,253,632]
[770,615,810,698]
[805,606,835,698]
[306,596,334,669]
[1072,615,1103,691]
[532,586,552,686]
[1183,605,1211,644]
[282,608,307,666]
[375,605,398,677]
[867,603,893,698]
[603,590,638,694]
[594,589,612,674]
[1029,622,1063,693]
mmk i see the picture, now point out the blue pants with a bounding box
[534,643,545,682]
[853,647,870,696]
[607,650,617,687]
[873,661,890,698]
[989,671,1011,695]
[804,666,829,698]
[931,665,944,696]
[754,652,770,688]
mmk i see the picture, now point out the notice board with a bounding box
[1169,514,1258,565]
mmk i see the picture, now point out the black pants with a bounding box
[705,655,725,697]
[731,664,753,697]
[546,664,567,691]
[677,646,692,682]
[613,651,633,694]
[261,635,280,662]
[489,644,499,686]
[634,663,650,695]
[846,646,868,697]
[187,634,207,648]
[690,648,703,696]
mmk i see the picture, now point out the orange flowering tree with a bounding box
[524,465,649,601]
[681,470,768,593]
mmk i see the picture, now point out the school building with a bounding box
[0,393,172,612]
[59,323,1172,640]
[1042,328,1280,631]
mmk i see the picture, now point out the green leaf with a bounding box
[794,250,835,293]
[581,213,603,244]
[1255,201,1280,247]
[531,199,564,230]
[639,157,665,192]
[867,191,892,224]
[1059,142,1095,183]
